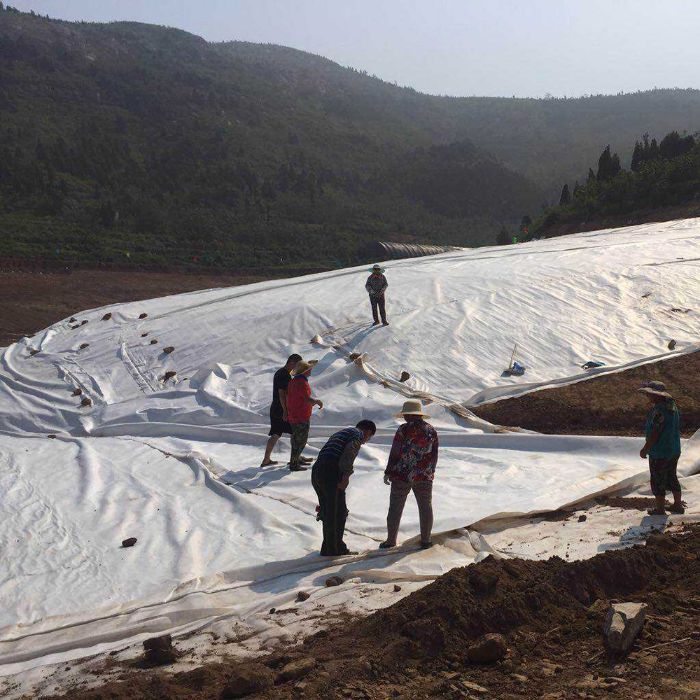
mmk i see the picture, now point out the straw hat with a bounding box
[395,399,428,418]
[638,380,672,399]
[369,264,385,273]
[292,359,318,376]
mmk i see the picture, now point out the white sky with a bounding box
[10,0,700,98]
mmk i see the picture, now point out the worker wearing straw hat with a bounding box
[638,381,684,515]
[380,399,439,549]
[286,360,323,471]
[365,264,389,326]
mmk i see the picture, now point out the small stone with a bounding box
[393,584,402,592]
[691,631,700,640]
[668,339,677,350]
[81,320,88,325]
[511,673,528,683]
[163,346,175,354]
[221,663,274,698]
[102,313,112,321]
[141,332,149,337]
[80,397,92,407]
[467,633,507,663]
[399,371,410,382]
[48,434,57,439]
[139,313,148,319]
[72,388,82,396]
[269,607,276,614]
[121,537,137,548]
[604,602,647,654]
[296,591,311,602]
[69,317,76,322]
[150,339,158,345]
[461,680,488,693]
[163,371,177,381]
[578,514,587,522]
[29,348,39,356]
[142,634,176,665]
[277,657,317,682]
[348,353,362,361]
[541,661,563,676]
[79,343,89,349]
[325,575,344,587]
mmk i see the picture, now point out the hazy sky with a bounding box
[11,1,700,98]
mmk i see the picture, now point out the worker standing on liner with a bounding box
[365,264,389,326]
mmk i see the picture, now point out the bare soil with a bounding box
[473,352,700,437]
[51,525,700,699]
[0,269,278,347]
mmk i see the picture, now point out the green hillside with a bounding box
[1,7,700,270]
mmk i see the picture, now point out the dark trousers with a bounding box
[649,456,682,497]
[312,459,348,555]
[370,294,387,324]
[290,422,310,466]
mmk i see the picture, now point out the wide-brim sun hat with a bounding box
[638,380,672,399]
[369,264,385,273]
[395,399,428,418]
[292,359,319,376]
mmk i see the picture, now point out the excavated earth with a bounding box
[473,351,700,437]
[51,524,700,699]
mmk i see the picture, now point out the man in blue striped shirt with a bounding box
[312,420,377,556]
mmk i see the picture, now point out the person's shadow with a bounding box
[597,513,668,553]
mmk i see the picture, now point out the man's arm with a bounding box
[279,389,287,418]
[641,411,664,458]
[337,437,362,490]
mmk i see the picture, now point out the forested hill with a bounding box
[1,8,700,270]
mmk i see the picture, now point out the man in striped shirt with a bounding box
[312,420,377,556]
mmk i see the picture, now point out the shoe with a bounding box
[647,508,666,516]
[289,465,308,472]
[372,321,381,326]
[379,541,396,549]
[260,459,278,467]
[382,321,390,326]
[339,550,358,556]
[668,504,685,514]
[420,541,433,549]
[300,456,313,464]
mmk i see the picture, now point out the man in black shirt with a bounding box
[261,353,303,467]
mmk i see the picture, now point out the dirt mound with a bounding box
[53,527,700,699]
[351,531,693,666]
[473,350,700,436]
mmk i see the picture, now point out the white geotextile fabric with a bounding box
[1,218,699,674]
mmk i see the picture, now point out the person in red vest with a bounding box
[286,360,323,471]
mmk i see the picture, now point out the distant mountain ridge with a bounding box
[1,8,699,269]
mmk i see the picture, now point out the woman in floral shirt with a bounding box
[380,400,439,549]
